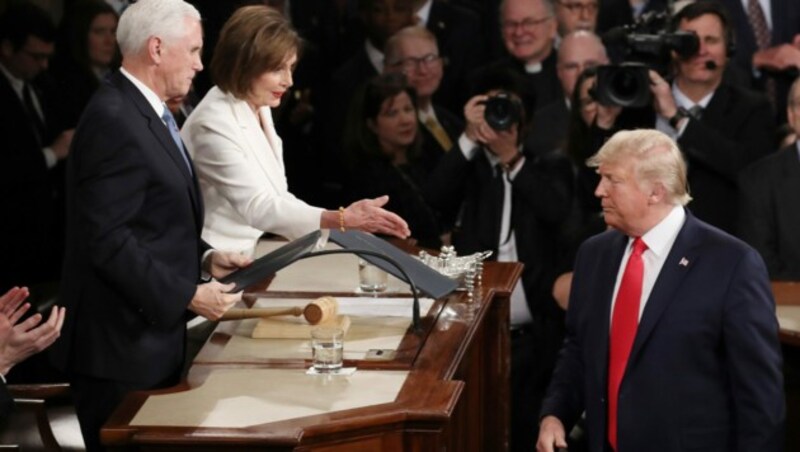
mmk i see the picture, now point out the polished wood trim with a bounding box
[102,260,520,451]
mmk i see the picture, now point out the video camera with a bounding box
[595,11,699,107]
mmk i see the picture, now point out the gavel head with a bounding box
[303,296,338,324]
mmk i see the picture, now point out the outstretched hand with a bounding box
[344,196,411,239]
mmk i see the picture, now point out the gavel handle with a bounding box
[220,307,303,321]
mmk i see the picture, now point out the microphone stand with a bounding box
[285,248,423,333]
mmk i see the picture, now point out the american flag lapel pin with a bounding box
[679,257,689,267]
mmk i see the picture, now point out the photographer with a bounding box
[424,70,573,452]
[592,0,775,234]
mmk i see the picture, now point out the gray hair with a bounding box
[558,30,607,62]
[588,129,692,206]
[117,0,200,56]
[500,0,556,20]
[384,26,438,66]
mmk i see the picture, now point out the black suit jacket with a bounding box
[51,71,209,387]
[721,0,800,115]
[525,98,570,157]
[0,72,65,291]
[425,143,573,319]
[676,82,775,234]
[542,212,784,451]
[739,144,800,279]
[426,1,487,113]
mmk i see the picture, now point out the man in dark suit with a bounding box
[537,128,784,452]
[425,84,573,452]
[593,1,775,235]
[526,30,607,156]
[0,286,65,424]
[0,3,74,292]
[411,0,487,113]
[49,1,250,450]
[739,76,800,279]
[719,0,800,118]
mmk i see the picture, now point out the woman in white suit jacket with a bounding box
[181,5,409,255]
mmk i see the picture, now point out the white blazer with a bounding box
[181,87,322,254]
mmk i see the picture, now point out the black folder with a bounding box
[219,229,458,299]
[328,230,458,299]
[218,230,325,292]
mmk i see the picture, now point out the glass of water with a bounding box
[358,258,388,293]
[311,327,344,373]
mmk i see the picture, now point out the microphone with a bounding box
[704,60,718,70]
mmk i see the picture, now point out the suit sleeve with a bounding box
[679,94,775,181]
[182,110,323,241]
[737,163,783,277]
[539,242,590,429]
[75,105,197,327]
[723,247,784,451]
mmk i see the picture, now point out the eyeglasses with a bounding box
[501,16,553,33]
[388,53,443,73]
[556,0,599,14]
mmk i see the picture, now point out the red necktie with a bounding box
[608,237,647,451]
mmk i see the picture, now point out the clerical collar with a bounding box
[525,61,542,74]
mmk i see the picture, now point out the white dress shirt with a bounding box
[610,205,686,321]
[655,82,714,139]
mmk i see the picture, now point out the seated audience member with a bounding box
[720,0,800,119]
[0,286,65,423]
[425,71,573,452]
[319,0,415,206]
[344,73,444,248]
[182,5,410,256]
[470,0,561,119]
[410,0,487,113]
[384,26,464,172]
[587,0,776,235]
[0,3,74,293]
[554,0,599,36]
[537,129,784,452]
[526,30,608,156]
[51,0,119,127]
[740,76,800,280]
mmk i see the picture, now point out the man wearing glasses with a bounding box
[470,0,561,117]
[554,0,599,36]
[0,3,74,294]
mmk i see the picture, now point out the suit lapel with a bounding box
[232,98,288,195]
[627,212,700,367]
[112,72,203,228]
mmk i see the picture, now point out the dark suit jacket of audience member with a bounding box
[541,211,784,452]
[0,381,11,424]
[50,59,105,128]
[739,144,800,280]
[721,0,800,118]
[426,0,488,113]
[418,104,464,229]
[425,143,573,319]
[349,156,443,248]
[0,72,66,292]
[525,98,569,157]
[52,71,210,387]
[468,52,562,121]
[318,47,380,206]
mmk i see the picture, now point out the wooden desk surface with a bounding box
[101,255,522,451]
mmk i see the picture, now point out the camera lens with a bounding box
[483,93,521,131]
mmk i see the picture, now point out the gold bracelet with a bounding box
[338,207,346,232]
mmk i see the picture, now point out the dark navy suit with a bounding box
[542,211,784,451]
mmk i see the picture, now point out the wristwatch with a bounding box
[668,107,690,129]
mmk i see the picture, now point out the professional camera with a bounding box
[595,11,699,107]
[481,91,522,131]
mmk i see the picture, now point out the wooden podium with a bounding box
[101,247,521,451]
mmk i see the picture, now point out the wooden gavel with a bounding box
[221,296,338,325]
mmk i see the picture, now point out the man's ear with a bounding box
[148,36,163,64]
[649,182,667,205]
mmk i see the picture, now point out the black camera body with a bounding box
[481,91,522,131]
[595,12,699,107]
